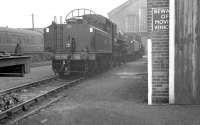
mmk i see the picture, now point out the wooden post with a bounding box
[148,39,152,105]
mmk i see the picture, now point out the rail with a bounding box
[0,75,56,96]
[0,76,84,124]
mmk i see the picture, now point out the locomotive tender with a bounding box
[44,9,136,76]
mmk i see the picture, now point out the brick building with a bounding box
[148,0,200,104]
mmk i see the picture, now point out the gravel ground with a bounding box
[15,59,200,125]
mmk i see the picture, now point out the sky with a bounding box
[0,0,127,28]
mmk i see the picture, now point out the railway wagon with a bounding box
[44,9,117,76]
[122,33,144,61]
[113,33,129,64]
[115,33,143,62]
[125,40,142,61]
[0,27,44,53]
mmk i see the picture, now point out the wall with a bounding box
[175,0,200,104]
[147,0,169,103]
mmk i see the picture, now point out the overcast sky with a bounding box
[0,0,127,28]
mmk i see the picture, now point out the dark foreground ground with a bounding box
[14,59,200,125]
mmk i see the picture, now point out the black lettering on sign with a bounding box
[152,8,169,31]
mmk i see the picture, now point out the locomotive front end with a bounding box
[44,18,97,76]
[44,9,116,76]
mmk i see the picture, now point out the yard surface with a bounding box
[15,59,200,125]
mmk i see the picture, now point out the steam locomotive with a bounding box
[44,9,142,76]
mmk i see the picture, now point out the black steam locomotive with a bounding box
[44,9,142,76]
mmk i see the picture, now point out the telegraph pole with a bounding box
[32,13,34,30]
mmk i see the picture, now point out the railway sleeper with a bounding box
[0,113,7,121]
[6,105,23,117]
[22,105,28,111]
[35,95,46,103]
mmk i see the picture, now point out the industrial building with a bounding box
[108,0,147,55]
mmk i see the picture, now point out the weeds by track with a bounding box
[0,74,84,124]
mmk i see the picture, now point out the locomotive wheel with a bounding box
[113,58,117,67]
[92,61,98,73]
[83,61,89,77]
[58,71,64,77]
[97,60,104,73]
[52,60,66,77]
[89,61,98,76]
[109,60,114,69]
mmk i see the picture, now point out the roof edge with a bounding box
[108,0,130,17]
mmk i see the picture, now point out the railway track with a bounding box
[0,74,84,124]
[0,75,56,96]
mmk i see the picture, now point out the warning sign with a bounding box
[152,8,169,31]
